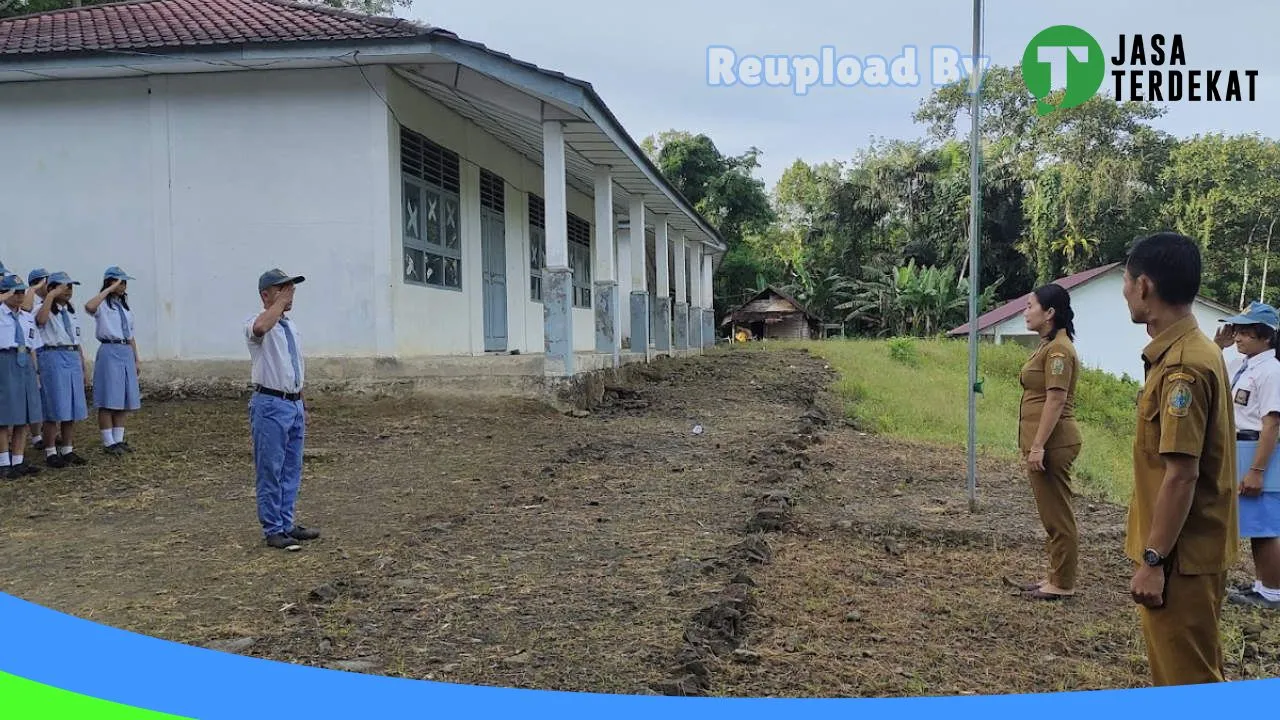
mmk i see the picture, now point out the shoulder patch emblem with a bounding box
[1168,381,1193,418]
[1050,356,1066,376]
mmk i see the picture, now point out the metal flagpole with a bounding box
[966,0,984,513]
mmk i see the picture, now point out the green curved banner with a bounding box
[0,671,192,719]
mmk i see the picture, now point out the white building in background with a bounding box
[949,262,1240,382]
[0,0,724,384]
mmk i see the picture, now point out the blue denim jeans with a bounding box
[249,393,305,537]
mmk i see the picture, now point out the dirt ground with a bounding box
[1,347,1276,697]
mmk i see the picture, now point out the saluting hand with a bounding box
[1130,565,1166,608]
[1214,324,1235,349]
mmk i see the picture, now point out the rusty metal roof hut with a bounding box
[722,285,822,341]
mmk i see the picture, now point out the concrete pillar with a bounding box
[628,197,648,356]
[688,241,703,351]
[652,215,671,352]
[592,167,619,365]
[702,251,715,347]
[673,233,689,351]
[542,120,573,376]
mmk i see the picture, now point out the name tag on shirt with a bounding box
[1236,389,1252,406]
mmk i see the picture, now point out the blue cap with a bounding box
[104,265,134,281]
[0,274,27,292]
[1222,301,1280,330]
[47,271,80,286]
[258,268,306,293]
[27,268,48,285]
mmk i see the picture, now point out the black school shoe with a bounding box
[45,453,68,469]
[287,525,321,541]
[265,534,302,551]
[6,463,40,479]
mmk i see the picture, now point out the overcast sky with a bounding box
[407,0,1277,189]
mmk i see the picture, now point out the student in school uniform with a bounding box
[84,266,141,455]
[1213,301,1280,610]
[21,268,50,451]
[0,274,44,479]
[34,272,89,468]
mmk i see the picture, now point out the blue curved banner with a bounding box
[0,591,1276,718]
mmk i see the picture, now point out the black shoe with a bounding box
[265,534,302,551]
[118,441,134,453]
[32,438,43,451]
[45,453,68,469]
[9,462,40,478]
[104,443,126,456]
[288,525,321,541]
[61,451,87,466]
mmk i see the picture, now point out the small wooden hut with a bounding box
[722,286,822,341]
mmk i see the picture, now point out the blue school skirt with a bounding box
[38,347,88,423]
[0,349,42,426]
[1236,438,1280,538]
[92,341,141,411]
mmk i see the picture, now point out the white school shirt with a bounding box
[92,297,135,342]
[37,306,83,348]
[1228,349,1280,432]
[0,307,42,351]
[244,312,305,394]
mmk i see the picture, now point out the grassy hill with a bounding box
[768,337,1142,504]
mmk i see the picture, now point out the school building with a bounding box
[0,0,725,389]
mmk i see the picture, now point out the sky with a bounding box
[405,0,1278,189]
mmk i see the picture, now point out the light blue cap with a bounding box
[0,274,28,292]
[104,265,134,281]
[47,271,80,286]
[27,267,48,285]
[1222,301,1280,330]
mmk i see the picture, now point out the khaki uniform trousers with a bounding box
[1139,559,1228,686]
[1026,444,1081,590]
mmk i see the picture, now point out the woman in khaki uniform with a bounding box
[1013,283,1084,601]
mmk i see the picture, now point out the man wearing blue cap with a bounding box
[245,268,319,551]
[21,267,50,451]
[0,273,44,479]
[1214,301,1280,610]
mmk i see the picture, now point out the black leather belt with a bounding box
[0,347,21,353]
[100,339,130,345]
[254,384,302,401]
[39,345,80,351]
[1239,430,1262,441]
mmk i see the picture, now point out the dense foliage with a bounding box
[642,65,1280,336]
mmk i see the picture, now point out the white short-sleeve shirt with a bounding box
[1228,349,1280,432]
[0,307,42,351]
[245,313,305,394]
[37,306,83,348]
[92,298,135,342]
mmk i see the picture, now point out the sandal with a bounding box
[1024,588,1072,601]
[1002,576,1045,592]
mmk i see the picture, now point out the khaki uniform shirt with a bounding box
[1125,315,1238,574]
[1018,329,1083,452]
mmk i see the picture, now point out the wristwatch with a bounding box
[1143,548,1166,567]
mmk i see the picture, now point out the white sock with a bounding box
[112,427,124,444]
[31,434,42,444]
[45,448,56,458]
[101,429,114,446]
[1254,580,1280,602]
[58,446,73,455]
[12,455,23,466]
[0,452,9,466]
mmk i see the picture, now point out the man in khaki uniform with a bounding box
[1122,232,1238,686]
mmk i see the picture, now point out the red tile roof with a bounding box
[0,0,437,58]
[948,262,1121,336]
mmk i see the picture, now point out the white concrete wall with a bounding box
[386,73,605,357]
[991,270,1240,382]
[0,68,385,362]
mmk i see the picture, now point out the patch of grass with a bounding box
[787,337,1141,503]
